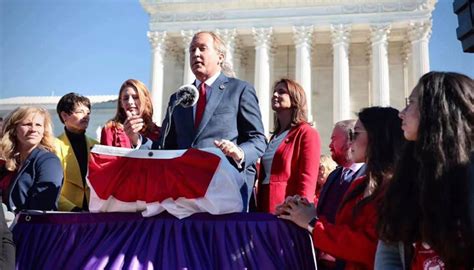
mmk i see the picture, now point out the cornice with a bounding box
[141,0,436,27]
[140,0,436,15]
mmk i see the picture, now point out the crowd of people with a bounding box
[0,30,473,269]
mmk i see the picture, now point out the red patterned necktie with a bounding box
[194,83,206,128]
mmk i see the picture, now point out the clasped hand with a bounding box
[276,195,317,229]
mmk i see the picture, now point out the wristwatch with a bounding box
[307,216,318,233]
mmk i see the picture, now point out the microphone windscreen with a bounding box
[177,84,199,108]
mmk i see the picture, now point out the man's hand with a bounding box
[214,139,244,163]
[123,110,144,146]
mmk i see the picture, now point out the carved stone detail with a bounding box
[401,40,411,66]
[408,20,432,42]
[370,24,391,45]
[331,24,351,52]
[147,31,167,53]
[293,26,314,48]
[252,27,273,49]
[181,30,198,48]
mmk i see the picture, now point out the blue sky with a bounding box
[0,0,473,99]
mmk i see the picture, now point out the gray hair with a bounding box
[192,31,235,78]
[334,119,356,138]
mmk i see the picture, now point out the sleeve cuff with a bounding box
[307,216,318,233]
[233,147,245,169]
[134,134,143,149]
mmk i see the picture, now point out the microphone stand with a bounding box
[160,98,181,150]
[159,85,197,150]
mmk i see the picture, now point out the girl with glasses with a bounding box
[277,106,404,270]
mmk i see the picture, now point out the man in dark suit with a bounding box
[126,31,267,209]
[316,119,366,270]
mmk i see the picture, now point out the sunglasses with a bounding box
[348,129,366,141]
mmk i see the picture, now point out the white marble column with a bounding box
[402,41,412,100]
[331,24,351,122]
[370,24,391,106]
[408,20,432,86]
[217,28,237,77]
[232,42,242,77]
[147,31,167,123]
[181,30,196,84]
[293,26,314,122]
[252,27,273,135]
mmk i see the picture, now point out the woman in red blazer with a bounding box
[278,106,404,270]
[257,78,321,213]
[101,79,160,148]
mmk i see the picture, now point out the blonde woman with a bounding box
[315,155,337,204]
[0,106,63,212]
[100,79,160,148]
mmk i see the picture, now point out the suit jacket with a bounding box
[7,147,63,212]
[257,122,321,213]
[55,133,98,211]
[316,164,366,220]
[157,73,267,197]
[313,176,380,270]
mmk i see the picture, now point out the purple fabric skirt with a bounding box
[13,211,316,270]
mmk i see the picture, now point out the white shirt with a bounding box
[342,162,364,182]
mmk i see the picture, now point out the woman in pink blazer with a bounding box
[101,79,160,148]
[257,78,321,213]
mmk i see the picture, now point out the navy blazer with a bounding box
[7,147,63,212]
[157,73,267,194]
[316,164,366,219]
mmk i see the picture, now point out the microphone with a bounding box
[175,84,199,108]
[161,84,198,149]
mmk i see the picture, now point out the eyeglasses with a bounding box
[348,129,366,141]
[72,109,90,115]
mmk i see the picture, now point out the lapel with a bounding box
[59,133,77,164]
[317,167,343,212]
[181,106,195,139]
[273,125,299,156]
[8,147,40,207]
[58,133,83,183]
[85,135,97,153]
[193,73,228,141]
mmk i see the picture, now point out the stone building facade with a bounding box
[140,0,436,146]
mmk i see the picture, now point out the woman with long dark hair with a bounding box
[278,106,404,270]
[377,71,474,269]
